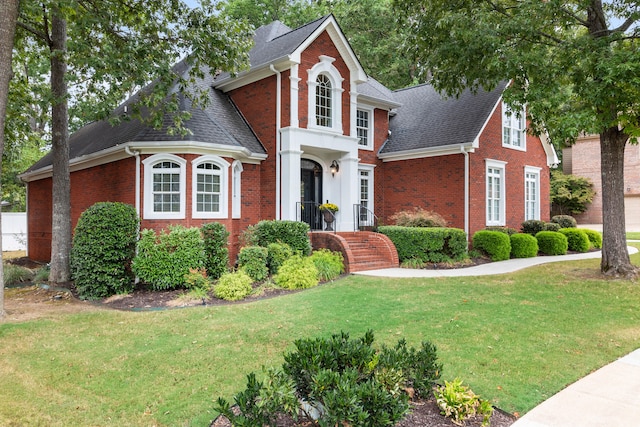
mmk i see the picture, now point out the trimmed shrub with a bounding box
[274,255,319,290]
[510,233,539,258]
[214,270,253,301]
[472,230,511,261]
[535,231,568,255]
[132,225,205,291]
[544,222,561,232]
[521,219,546,235]
[310,248,345,281]
[390,207,447,228]
[378,226,467,263]
[552,215,577,228]
[202,222,229,280]
[247,220,312,256]
[559,228,590,253]
[238,246,269,282]
[70,202,139,299]
[266,242,294,275]
[582,229,603,249]
[484,226,518,235]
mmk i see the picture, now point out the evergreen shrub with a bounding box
[274,255,319,290]
[247,220,312,255]
[70,202,139,299]
[214,270,253,301]
[543,222,561,232]
[510,233,539,258]
[582,229,603,249]
[202,222,229,280]
[559,228,590,253]
[238,246,269,282]
[390,207,447,228]
[266,242,294,275]
[472,230,511,261]
[484,226,518,235]
[378,226,467,263]
[535,231,568,255]
[552,215,577,228]
[521,219,546,235]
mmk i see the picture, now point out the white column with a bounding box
[280,129,302,221]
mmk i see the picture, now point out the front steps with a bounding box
[310,231,399,273]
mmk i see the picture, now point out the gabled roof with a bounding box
[380,82,508,159]
[357,77,401,109]
[23,63,265,177]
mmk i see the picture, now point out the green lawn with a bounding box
[627,231,640,240]
[1,246,639,426]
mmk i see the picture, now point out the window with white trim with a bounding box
[486,159,507,226]
[358,166,375,225]
[502,101,526,150]
[142,154,186,219]
[307,55,343,133]
[192,155,229,219]
[524,166,541,221]
[232,160,243,219]
[316,74,332,128]
[356,108,373,149]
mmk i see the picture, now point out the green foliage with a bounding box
[535,231,569,256]
[472,231,511,261]
[132,226,205,291]
[378,226,467,263]
[70,202,139,300]
[274,255,319,290]
[266,242,294,275]
[238,246,269,282]
[550,171,596,215]
[183,268,211,292]
[309,249,345,281]
[434,378,493,427]
[559,228,591,253]
[201,222,229,280]
[510,233,539,258]
[3,264,33,285]
[583,229,603,249]
[484,226,518,235]
[552,214,577,229]
[544,222,561,232]
[390,207,447,228]
[248,220,312,256]
[214,270,253,301]
[521,220,547,236]
[33,265,50,283]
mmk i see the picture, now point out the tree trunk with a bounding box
[48,9,72,283]
[0,0,20,318]
[599,127,637,277]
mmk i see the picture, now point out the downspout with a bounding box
[461,145,470,242]
[270,64,282,220]
[125,145,141,216]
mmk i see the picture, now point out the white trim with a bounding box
[524,165,541,221]
[502,101,527,151]
[307,56,344,134]
[485,159,507,226]
[379,142,476,162]
[191,155,230,219]
[232,160,243,219]
[356,106,374,150]
[358,164,375,225]
[142,153,187,220]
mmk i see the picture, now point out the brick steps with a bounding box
[310,231,399,273]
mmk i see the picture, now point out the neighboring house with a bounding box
[20,15,557,267]
[563,134,640,228]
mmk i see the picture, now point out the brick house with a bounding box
[562,134,640,228]
[21,15,557,269]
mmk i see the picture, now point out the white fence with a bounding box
[2,212,27,251]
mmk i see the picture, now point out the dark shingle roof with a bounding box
[381,82,508,154]
[357,77,398,106]
[26,63,264,173]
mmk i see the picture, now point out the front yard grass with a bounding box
[627,231,640,240]
[1,244,639,426]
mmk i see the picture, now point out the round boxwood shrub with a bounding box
[472,230,511,261]
[70,202,139,300]
[275,255,319,290]
[510,233,539,258]
[559,228,590,253]
[582,229,603,249]
[535,231,568,255]
[214,271,253,301]
[521,220,546,235]
[544,222,561,232]
[552,215,577,228]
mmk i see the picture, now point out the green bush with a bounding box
[3,263,33,285]
[390,207,447,228]
[183,268,211,292]
[484,226,518,235]
[535,231,568,255]
[552,215,577,228]
[238,246,269,282]
[247,220,312,256]
[201,222,229,280]
[70,202,139,299]
[510,233,539,258]
[266,242,294,275]
[274,255,319,290]
[378,226,467,263]
[472,230,511,261]
[521,219,547,235]
[434,378,493,427]
[559,228,590,253]
[310,249,344,281]
[582,229,603,249]
[132,225,205,291]
[214,270,253,301]
[544,222,561,232]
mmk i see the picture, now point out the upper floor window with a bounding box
[357,108,373,149]
[316,74,333,128]
[502,102,526,150]
[192,155,229,219]
[142,154,186,220]
[307,55,343,133]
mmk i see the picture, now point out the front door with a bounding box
[300,159,323,230]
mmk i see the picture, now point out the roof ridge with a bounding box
[266,14,331,44]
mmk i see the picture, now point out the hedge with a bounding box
[378,226,467,263]
[582,229,603,249]
[535,231,568,255]
[559,228,590,253]
[248,220,312,256]
[510,233,539,258]
[472,230,511,261]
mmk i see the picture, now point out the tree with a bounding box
[396,0,640,276]
[550,170,596,216]
[14,0,252,283]
[0,0,21,318]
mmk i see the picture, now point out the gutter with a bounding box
[460,145,470,242]
[125,145,141,216]
[270,64,282,220]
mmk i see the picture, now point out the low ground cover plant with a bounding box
[434,378,493,427]
[472,230,511,261]
[3,263,33,285]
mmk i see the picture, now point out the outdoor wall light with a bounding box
[330,160,340,176]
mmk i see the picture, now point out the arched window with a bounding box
[142,154,187,219]
[307,55,343,132]
[316,74,332,128]
[192,155,229,219]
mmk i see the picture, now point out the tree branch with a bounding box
[16,20,49,43]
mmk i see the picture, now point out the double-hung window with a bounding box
[486,159,507,226]
[356,108,374,149]
[524,166,541,221]
[358,165,375,226]
[502,102,526,150]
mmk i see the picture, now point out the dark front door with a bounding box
[300,159,323,230]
